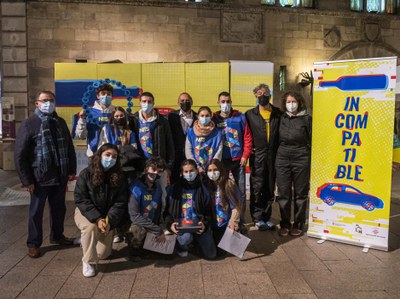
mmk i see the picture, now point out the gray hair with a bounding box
[253,84,270,94]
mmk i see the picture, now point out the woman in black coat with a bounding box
[276,91,312,237]
[74,143,128,277]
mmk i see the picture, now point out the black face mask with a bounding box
[180,101,192,112]
[114,118,126,126]
[146,172,160,183]
[258,95,270,107]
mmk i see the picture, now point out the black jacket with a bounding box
[14,113,76,186]
[245,105,282,160]
[129,109,175,169]
[74,167,128,230]
[278,112,312,150]
[167,109,197,162]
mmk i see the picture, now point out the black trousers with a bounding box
[275,147,310,229]
[27,179,68,248]
[249,153,276,222]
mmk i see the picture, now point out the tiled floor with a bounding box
[0,169,399,298]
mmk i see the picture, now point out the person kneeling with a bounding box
[74,143,128,277]
[127,158,166,260]
[166,159,216,260]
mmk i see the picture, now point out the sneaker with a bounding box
[177,250,188,257]
[113,235,123,243]
[255,220,268,231]
[82,262,96,277]
[290,228,302,236]
[279,227,289,237]
[265,220,275,230]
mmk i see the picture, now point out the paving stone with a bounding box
[236,272,279,298]
[168,261,204,299]
[202,262,241,298]
[0,266,40,298]
[333,242,387,269]
[264,262,313,295]
[56,265,104,298]
[352,291,391,299]
[303,238,349,261]
[283,244,328,271]
[17,275,68,299]
[130,266,169,298]
[280,294,319,299]
[40,247,81,276]
[92,274,135,299]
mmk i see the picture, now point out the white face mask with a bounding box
[141,102,153,114]
[40,101,55,114]
[220,103,231,113]
[207,170,220,181]
[286,102,298,113]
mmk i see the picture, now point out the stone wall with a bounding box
[3,0,400,122]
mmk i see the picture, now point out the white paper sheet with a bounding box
[143,232,177,255]
[217,228,251,258]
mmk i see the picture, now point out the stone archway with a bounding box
[330,40,400,62]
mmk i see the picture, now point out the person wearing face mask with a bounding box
[245,84,282,231]
[129,91,175,219]
[98,106,139,243]
[212,91,252,227]
[205,159,241,255]
[15,90,77,259]
[165,159,216,259]
[185,106,223,173]
[75,83,116,157]
[74,143,128,277]
[275,91,311,237]
[126,158,167,260]
[168,92,198,184]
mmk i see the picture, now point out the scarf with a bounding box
[193,120,215,137]
[35,108,69,178]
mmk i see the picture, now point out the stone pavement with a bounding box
[0,169,400,299]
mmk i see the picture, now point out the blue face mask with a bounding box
[199,116,211,126]
[100,95,112,107]
[101,156,116,170]
[40,101,55,114]
[183,171,197,182]
[141,103,153,114]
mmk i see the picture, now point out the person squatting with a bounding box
[15,84,312,278]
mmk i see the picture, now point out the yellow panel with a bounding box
[142,63,185,108]
[231,73,274,111]
[185,63,229,113]
[54,63,97,80]
[97,63,142,88]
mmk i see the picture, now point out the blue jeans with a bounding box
[27,180,68,248]
[176,228,217,260]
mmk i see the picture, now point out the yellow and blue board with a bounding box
[308,57,397,251]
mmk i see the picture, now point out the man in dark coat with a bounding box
[167,92,197,184]
[245,84,282,231]
[15,90,77,258]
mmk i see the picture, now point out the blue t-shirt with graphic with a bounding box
[215,188,232,228]
[138,119,156,158]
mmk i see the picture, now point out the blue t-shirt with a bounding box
[104,124,137,147]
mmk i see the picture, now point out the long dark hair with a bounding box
[90,143,123,188]
[205,159,241,208]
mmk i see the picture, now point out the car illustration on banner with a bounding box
[316,183,384,211]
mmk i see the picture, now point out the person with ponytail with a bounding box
[165,159,216,259]
[205,159,241,254]
[74,143,128,278]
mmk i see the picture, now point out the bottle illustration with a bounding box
[319,74,388,91]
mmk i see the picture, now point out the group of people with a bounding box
[14,83,312,278]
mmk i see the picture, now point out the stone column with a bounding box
[1,0,28,169]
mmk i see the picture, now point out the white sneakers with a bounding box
[82,262,96,277]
